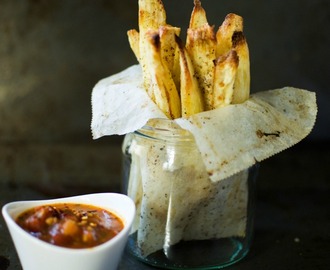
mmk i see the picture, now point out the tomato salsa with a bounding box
[16,203,124,249]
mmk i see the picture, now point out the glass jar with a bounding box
[121,119,258,269]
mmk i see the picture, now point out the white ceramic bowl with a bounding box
[2,193,135,270]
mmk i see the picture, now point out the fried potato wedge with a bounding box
[138,0,167,101]
[215,13,250,104]
[213,50,239,108]
[128,1,251,117]
[138,0,166,33]
[216,13,243,57]
[176,36,204,117]
[186,24,216,110]
[127,29,140,61]
[232,33,250,104]
[186,0,216,110]
[159,26,181,89]
[144,31,181,119]
[189,0,208,29]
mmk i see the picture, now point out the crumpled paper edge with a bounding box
[175,88,317,181]
[91,65,166,138]
[91,65,317,181]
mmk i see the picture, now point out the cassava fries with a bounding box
[127,29,140,60]
[144,31,181,119]
[189,0,208,29]
[138,0,167,103]
[213,50,239,108]
[216,13,243,57]
[138,0,166,32]
[159,26,181,89]
[186,24,216,110]
[186,1,216,110]
[231,32,250,104]
[127,0,250,118]
[91,0,317,261]
[216,13,250,104]
[176,36,204,117]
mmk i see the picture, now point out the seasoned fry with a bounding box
[186,24,216,110]
[144,31,181,119]
[176,36,204,117]
[91,0,317,260]
[138,0,167,102]
[127,29,140,60]
[128,1,250,117]
[232,32,250,104]
[189,0,208,29]
[186,0,216,110]
[213,50,239,108]
[216,13,250,104]
[159,26,181,90]
[216,13,243,57]
[138,0,166,32]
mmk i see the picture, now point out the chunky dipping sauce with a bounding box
[16,203,124,249]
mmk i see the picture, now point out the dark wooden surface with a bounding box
[1,140,329,270]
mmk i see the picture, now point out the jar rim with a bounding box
[135,118,193,142]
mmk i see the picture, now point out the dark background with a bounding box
[0,0,328,144]
[0,0,327,193]
[0,1,329,269]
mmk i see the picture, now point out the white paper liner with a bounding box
[91,64,317,256]
[125,132,251,256]
[176,87,317,181]
[91,65,166,137]
[91,64,317,181]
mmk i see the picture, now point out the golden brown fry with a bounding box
[232,33,250,104]
[185,0,216,110]
[159,26,181,90]
[186,24,216,110]
[189,0,208,29]
[213,50,239,109]
[138,0,166,33]
[176,36,204,117]
[127,29,140,61]
[127,1,251,117]
[215,13,250,104]
[215,13,243,57]
[144,31,181,119]
[138,0,167,102]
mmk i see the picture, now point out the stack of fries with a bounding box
[128,0,250,119]
[91,0,317,260]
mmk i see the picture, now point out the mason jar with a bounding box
[121,118,258,269]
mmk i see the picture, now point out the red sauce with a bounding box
[16,203,124,249]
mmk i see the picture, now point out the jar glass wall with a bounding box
[122,119,258,269]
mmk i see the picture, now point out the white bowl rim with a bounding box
[2,192,135,254]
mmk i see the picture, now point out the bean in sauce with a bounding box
[16,203,124,249]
